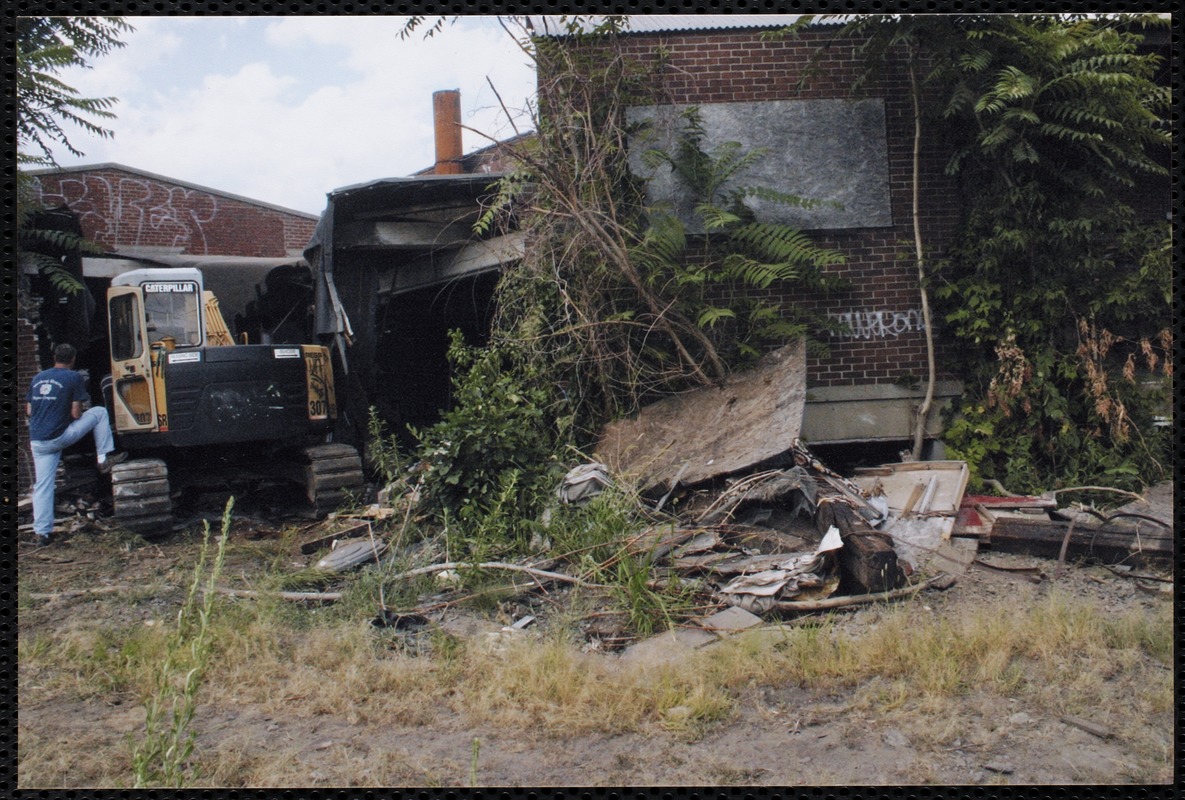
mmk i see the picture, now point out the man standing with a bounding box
[25,343,126,544]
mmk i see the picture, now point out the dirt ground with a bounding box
[15,473,1175,789]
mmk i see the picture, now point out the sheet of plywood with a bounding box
[595,340,807,494]
[851,461,969,517]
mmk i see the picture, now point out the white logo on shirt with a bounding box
[39,384,52,396]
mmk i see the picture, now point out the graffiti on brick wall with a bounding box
[35,175,219,253]
[829,309,924,339]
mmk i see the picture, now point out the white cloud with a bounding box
[47,16,536,214]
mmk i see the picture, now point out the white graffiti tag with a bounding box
[829,309,923,339]
[33,174,219,253]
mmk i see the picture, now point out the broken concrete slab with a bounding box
[595,339,806,494]
[927,537,979,576]
[698,606,764,635]
[617,627,719,667]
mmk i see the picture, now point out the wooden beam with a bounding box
[987,518,1172,563]
[815,498,906,594]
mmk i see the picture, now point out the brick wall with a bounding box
[615,28,962,388]
[31,167,319,258]
[15,318,40,495]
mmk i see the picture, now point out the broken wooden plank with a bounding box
[815,498,906,594]
[28,585,142,601]
[988,517,1172,563]
[767,573,955,614]
[851,461,969,519]
[314,538,387,572]
[673,552,817,575]
[390,561,610,588]
[212,587,344,603]
[967,494,1058,511]
[298,521,373,555]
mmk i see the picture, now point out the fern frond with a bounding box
[20,252,85,294]
[695,203,743,231]
[722,253,801,289]
[731,223,845,268]
[697,306,737,328]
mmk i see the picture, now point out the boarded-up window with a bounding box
[628,99,892,231]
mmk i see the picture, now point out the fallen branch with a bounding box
[391,561,610,588]
[1049,486,1146,503]
[1104,565,1173,584]
[768,573,956,614]
[210,587,343,603]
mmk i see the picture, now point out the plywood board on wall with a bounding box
[628,98,892,231]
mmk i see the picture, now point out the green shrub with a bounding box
[413,331,569,554]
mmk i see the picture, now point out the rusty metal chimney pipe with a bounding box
[433,89,463,175]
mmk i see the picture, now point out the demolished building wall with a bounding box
[303,174,524,444]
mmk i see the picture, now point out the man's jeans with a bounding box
[30,407,116,536]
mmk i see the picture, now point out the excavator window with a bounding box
[143,282,202,347]
[110,293,144,361]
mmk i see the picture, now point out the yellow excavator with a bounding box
[102,267,363,536]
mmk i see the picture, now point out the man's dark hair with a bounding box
[53,343,77,366]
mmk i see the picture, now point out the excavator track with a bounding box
[110,458,173,539]
[301,443,365,516]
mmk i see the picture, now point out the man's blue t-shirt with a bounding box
[26,367,88,441]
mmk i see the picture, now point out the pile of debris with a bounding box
[301,342,1169,644]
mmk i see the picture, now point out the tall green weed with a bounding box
[130,499,232,788]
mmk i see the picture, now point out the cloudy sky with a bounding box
[53,16,538,215]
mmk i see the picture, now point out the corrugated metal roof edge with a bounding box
[328,172,507,199]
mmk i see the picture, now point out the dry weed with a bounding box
[19,552,1171,788]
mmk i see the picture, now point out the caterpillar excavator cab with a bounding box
[103,267,363,535]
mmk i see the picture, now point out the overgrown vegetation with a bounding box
[480,19,846,423]
[932,16,1172,492]
[130,500,232,788]
[412,331,568,551]
[813,14,1172,492]
[782,12,1170,490]
[402,17,848,560]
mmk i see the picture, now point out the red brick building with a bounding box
[28,163,318,258]
[531,16,964,445]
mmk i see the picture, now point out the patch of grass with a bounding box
[18,623,171,700]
